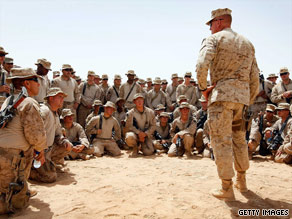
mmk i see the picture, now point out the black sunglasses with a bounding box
[280,72,288,76]
[25,77,38,82]
[0,54,5,57]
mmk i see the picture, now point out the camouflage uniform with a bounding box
[194,108,208,153]
[63,121,93,160]
[120,82,142,110]
[270,79,292,105]
[249,79,273,118]
[125,103,156,156]
[51,73,81,116]
[274,129,292,164]
[196,27,259,180]
[176,83,197,106]
[0,68,47,214]
[34,75,50,103]
[30,101,71,183]
[146,89,167,110]
[78,81,101,128]
[0,65,9,97]
[86,112,121,157]
[168,107,197,157]
[152,112,171,152]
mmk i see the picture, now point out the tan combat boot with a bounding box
[211,179,235,201]
[234,171,248,193]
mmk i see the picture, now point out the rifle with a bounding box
[196,112,207,130]
[268,115,290,151]
[0,87,28,128]
[258,114,271,156]
[243,105,253,140]
[209,148,215,160]
[112,128,126,148]
[153,130,169,150]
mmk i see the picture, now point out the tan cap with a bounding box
[206,8,232,25]
[179,102,190,109]
[190,78,195,83]
[115,97,125,104]
[104,101,116,110]
[146,78,152,83]
[126,70,135,75]
[114,74,121,80]
[53,71,60,77]
[171,73,178,79]
[6,68,40,83]
[92,99,103,107]
[88,71,95,76]
[138,79,146,84]
[276,103,290,110]
[0,46,8,55]
[75,76,81,81]
[161,79,168,84]
[134,75,138,80]
[153,79,162,85]
[279,67,289,74]
[94,74,100,79]
[155,104,166,111]
[44,87,67,100]
[35,58,51,70]
[199,95,207,102]
[133,93,144,101]
[159,112,170,119]
[61,64,73,70]
[177,95,188,102]
[4,57,13,64]
[60,108,74,119]
[178,77,184,81]
[267,73,278,79]
[102,74,108,80]
[184,72,192,77]
[266,104,276,112]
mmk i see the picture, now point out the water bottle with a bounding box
[33,151,42,168]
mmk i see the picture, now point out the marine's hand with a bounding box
[202,85,215,101]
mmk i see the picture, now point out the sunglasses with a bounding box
[25,77,38,82]
[64,69,73,72]
[0,54,6,57]
[210,19,224,27]
[280,72,288,76]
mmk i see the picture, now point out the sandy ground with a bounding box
[1,152,291,219]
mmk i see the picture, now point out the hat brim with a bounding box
[44,91,68,100]
[6,74,41,84]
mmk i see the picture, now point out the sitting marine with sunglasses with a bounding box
[271,67,292,105]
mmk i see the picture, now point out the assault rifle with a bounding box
[196,112,207,130]
[153,130,169,150]
[0,87,28,128]
[258,114,271,156]
[268,115,290,151]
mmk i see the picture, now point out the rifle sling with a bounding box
[113,86,119,98]
[278,115,290,136]
[125,83,136,101]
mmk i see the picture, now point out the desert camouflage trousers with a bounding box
[0,147,33,214]
[30,143,70,183]
[125,132,155,156]
[77,104,92,128]
[208,101,249,179]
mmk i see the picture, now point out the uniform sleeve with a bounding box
[54,117,70,146]
[75,124,89,147]
[113,118,121,140]
[170,120,178,138]
[249,118,261,145]
[125,110,140,135]
[119,84,125,99]
[270,84,283,104]
[106,87,112,101]
[74,80,81,104]
[196,37,217,90]
[249,57,260,105]
[189,87,198,106]
[19,100,47,152]
[85,116,99,136]
[145,109,156,138]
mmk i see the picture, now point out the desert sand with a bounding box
[2,152,291,219]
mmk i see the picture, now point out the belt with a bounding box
[96,137,113,140]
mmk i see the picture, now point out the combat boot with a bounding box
[234,171,248,193]
[211,179,235,201]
